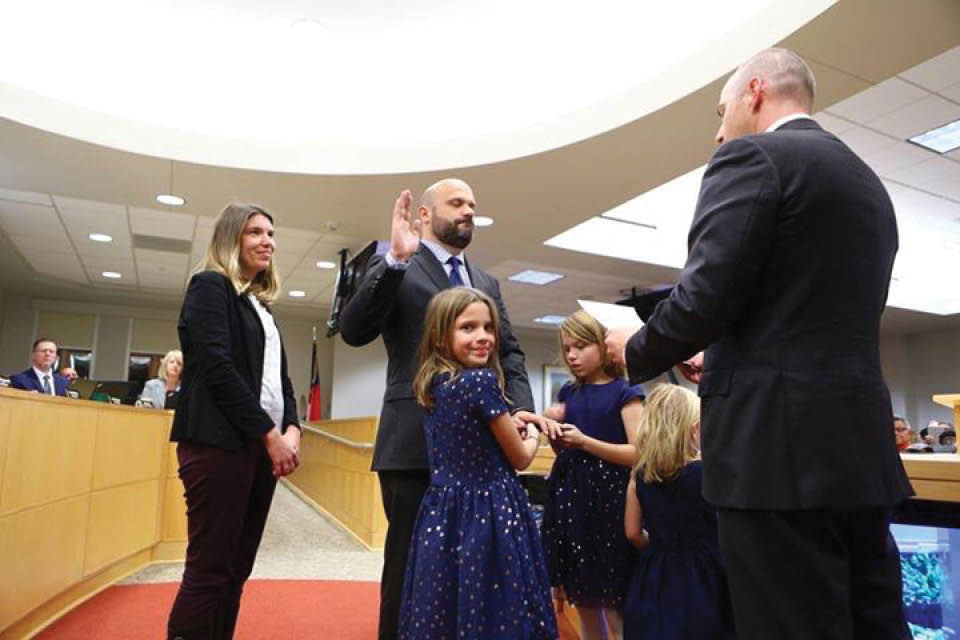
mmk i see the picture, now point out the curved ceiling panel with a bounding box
[0,0,834,173]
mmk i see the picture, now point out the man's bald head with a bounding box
[715,48,816,144]
[420,178,472,210]
[726,48,816,112]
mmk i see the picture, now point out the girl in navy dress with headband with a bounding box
[398,287,558,640]
[542,310,645,639]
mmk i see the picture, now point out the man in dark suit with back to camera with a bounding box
[10,337,69,396]
[606,48,912,639]
[340,178,550,640]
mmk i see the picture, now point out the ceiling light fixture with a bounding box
[315,260,336,269]
[156,193,186,206]
[473,216,494,227]
[289,290,307,298]
[533,315,567,325]
[88,233,113,243]
[908,118,960,154]
[508,270,565,286]
[102,271,122,279]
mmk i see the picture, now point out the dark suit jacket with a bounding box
[170,270,299,450]
[625,119,913,510]
[10,369,68,396]
[340,245,534,471]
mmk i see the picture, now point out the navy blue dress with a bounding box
[398,368,558,640]
[624,461,736,640]
[542,379,644,607]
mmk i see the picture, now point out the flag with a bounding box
[307,327,325,422]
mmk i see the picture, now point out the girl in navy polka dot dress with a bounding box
[542,311,645,640]
[398,287,559,640]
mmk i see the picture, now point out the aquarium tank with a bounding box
[893,524,958,640]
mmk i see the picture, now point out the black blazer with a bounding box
[340,245,534,471]
[626,119,912,510]
[171,270,299,450]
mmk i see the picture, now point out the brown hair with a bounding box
[197,202,281,303]
[413,287,507,409]
[558,310,625,384]
[633,384,700,484]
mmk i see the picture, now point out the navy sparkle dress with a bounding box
[624,461,736,640]
[542,379,644,607]
[398,368,558,640]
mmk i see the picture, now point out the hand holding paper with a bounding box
[578,300,644,367]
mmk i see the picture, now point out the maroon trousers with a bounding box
[167,440,277,640]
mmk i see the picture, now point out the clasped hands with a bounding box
[263,425,302,477]
[511,410,586,450]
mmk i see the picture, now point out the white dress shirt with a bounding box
[765,113,814,133]
[385,240,472,287]
[33,367,55,395]
[249,295,285,429]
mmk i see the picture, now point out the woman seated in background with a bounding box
[140,349,182,409]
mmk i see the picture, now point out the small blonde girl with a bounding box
[542,310,646,640]
[622,384,735,640]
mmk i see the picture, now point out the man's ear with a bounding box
[748,77,764,113]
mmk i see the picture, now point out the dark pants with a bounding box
[717,507,909,640]
[167,440,277,640]
[377,469,430,640]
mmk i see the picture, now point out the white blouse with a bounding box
[249,295,284,430]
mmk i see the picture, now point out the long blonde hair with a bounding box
[158,349,183,383]
[633,384,700,484]
[558,310,625,384]
[413,287,507,409]
[197,202,281,303]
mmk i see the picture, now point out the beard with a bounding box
[431,214,473,249]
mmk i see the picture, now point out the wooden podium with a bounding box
[932,393,960,428]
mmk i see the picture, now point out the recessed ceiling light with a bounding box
[102,271,122,279]
[88,233,113,243]
[156,193,186,206]
[474,216,494,227]
[534,315,567,325]
[508,270,565,286]
[908,118,960,154]
[315,260,336,269]
[289,290,307,298]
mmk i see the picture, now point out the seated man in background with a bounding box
[59,366,79,384]
[10,337,68,396]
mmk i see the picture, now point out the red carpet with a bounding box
[36,580,578,639]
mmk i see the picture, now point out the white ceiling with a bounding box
[544,45,960,316]
[0,191,358,305]
[0,0,834,173]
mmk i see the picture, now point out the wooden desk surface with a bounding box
[0,386,173,416]
[900,453,960,503]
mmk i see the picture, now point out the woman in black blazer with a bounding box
[167,203,301,640]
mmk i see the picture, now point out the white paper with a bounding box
[577,299,644,330]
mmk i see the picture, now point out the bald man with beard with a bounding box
[341,179,540,640]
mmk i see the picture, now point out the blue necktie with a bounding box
[42,375,52,395]
[447,256,465,287]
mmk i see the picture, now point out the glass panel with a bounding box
[893,523,959,639]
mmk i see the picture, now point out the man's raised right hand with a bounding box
[389,189,421,263]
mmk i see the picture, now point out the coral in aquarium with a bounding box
[907,622,944,640]
[902,552,944,604]
[901,551,947,633]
